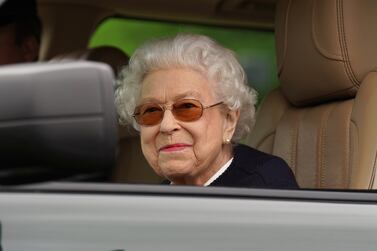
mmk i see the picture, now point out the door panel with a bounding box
[0,190,376,251]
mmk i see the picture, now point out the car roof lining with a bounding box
[38,0,276,30]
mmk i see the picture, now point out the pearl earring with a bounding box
[224,138,231,144]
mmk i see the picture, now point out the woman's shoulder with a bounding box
[233,144,299,188]
[233,143,286,169]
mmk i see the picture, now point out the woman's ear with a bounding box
[223,108,240,142]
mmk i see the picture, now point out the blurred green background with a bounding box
[89,18,279,102]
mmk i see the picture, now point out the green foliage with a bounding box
[89,18,279,102]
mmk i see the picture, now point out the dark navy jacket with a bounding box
[210,144,298,189]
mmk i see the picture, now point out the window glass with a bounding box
[89,18,278,102]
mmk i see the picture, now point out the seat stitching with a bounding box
[312,0,343,60]
[277,0,292,76]
[337,0,360,87]
[317,106,333,188]
[291,110,300,176]
[349,119,357,187]
[368,153,377,189]
[343,102,352,188]
[329,102,351,189]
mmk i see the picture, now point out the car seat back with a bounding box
[0,62,117,184]
[247,0,377,189]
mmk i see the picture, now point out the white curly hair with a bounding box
[115,33,257,142]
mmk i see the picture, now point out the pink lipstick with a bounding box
[159,143,192,152]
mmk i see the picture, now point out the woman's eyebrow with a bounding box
[173,91,202,100]
[139,91,201,103]
[137,97,161,104]
[139,91,202,104]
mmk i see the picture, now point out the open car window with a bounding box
[89,18,278,102]
[2,0,377,249]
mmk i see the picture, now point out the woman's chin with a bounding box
[159,162,195,181]
[157,151,196,177]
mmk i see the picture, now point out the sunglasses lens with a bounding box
[134,103,163,125]
[173,99,203,122]
[134,99,205,126]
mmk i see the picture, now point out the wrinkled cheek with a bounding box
[141,139,161,176]
[191,144,219,173]
[146,149,162,176]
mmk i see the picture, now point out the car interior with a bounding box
[1,0,377,189]
[36,0,281,186]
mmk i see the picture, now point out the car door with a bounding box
[1,183,377,251]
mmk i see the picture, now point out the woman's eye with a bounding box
[143,106,160,114]
[176,102,197,109]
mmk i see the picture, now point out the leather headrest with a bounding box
[52,46,129,75]
[276,0,377,106]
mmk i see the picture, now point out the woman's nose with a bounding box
[159,110,179,133]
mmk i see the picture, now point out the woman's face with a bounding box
[137,68,238,185]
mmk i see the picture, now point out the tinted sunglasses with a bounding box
[133,99,223,126]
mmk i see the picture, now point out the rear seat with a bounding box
[51,46,163,184]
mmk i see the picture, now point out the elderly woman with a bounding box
[115,34,298,188]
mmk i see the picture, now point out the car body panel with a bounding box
[1,184,377,251]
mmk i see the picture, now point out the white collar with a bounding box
[203,157,233,186]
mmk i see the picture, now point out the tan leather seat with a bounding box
[246,0,377,189]
[52,46,162,184]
